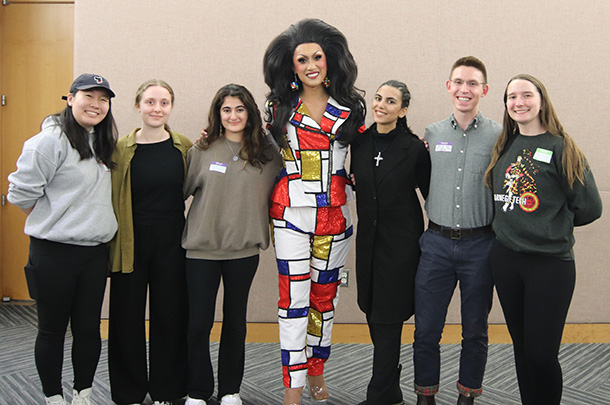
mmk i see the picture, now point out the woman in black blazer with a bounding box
[351,80,431,405]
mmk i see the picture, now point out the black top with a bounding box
[131,137,184,225]
[372,125,399,161]
[351,124,432,322]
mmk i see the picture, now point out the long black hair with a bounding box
[263,18,365,146]
[51,89,118,169]
[378,79,417,139]
[196,84,273,169]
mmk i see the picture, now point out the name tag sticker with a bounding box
[209,161,227,173]
[435,142,453,152]
[533,148,553,164]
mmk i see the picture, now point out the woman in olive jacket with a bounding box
[109,79,192,405]
[350,80,431,405]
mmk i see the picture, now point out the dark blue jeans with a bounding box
[413,230,494,396]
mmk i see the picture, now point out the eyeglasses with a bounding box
[450,79,486,88]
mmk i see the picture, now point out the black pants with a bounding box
[25,237,108,398]
[108,220,188,404]
[365,320,404,405]
[185,255,259,400]
[490,240,575,405]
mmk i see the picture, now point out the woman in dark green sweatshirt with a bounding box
[485,74,602,405]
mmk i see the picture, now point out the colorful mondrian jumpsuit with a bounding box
[270,97,360,389]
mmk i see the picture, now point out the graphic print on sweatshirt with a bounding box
[497,149,540,213]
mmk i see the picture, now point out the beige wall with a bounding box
[79,1,609,323]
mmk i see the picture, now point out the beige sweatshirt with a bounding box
[182,137,282,260]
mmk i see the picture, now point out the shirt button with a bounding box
[460,150,464,153]
[458,168,462,172]
[463,133,466,137]
[457,186,460,190]
[456,224,461,228]
[456,205,460,208]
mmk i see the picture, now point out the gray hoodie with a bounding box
[8,117,117,246]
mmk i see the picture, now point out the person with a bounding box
[182,84,282,405]
[484,74,602,405]
[263,18,366,405]
[412,56,501,405]
[7,74,118,405]
[108,79,191,405]
[351,80,431,405]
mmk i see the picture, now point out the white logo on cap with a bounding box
[94,75,103,84]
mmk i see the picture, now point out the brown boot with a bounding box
[457,394,474,405]
[416,394,436,405]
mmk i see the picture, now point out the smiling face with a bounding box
[137,85,173,130]
[67,89,110,131]
[446,65,489,116]
[371,85,407,133]
[220,96,248,140]
[292,42,328,89]
[505,79,543,133]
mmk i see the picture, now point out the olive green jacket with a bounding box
[109,129,193,273]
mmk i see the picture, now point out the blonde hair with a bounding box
[485,74,588,188]
[133,79,175,132]
[134,79,175,107]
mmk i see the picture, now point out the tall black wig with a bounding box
[263,18,365,147]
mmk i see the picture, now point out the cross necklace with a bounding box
[373,128,395,167]
[373,151,384,167]
[373,139,391,167]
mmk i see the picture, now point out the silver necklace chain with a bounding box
[224,137,241,161]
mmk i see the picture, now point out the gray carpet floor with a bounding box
[1,303,609,404]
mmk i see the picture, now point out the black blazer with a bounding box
[350,124,431,323]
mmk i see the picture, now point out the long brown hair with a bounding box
[485,74,588,188]
[196,84,273,169]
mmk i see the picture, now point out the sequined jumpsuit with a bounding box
[270,96,360,389]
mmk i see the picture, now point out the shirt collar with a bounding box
[450,112,482,131]
[291,95,351,137]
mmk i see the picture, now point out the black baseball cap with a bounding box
[65,73,116,98]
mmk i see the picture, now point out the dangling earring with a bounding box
[323,77,331,88]
[290,74,299,91]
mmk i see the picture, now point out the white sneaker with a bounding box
[152,402,172,405]
[185,396,207,405]
[71,388,93,405]
[45,394,67,405]
[220,393,242,405]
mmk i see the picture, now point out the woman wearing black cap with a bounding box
[7,73,118,405]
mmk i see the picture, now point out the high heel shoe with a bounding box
[283,386,303,405]
[307,374,330,402]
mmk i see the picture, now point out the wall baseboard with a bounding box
[100,321,610,344]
